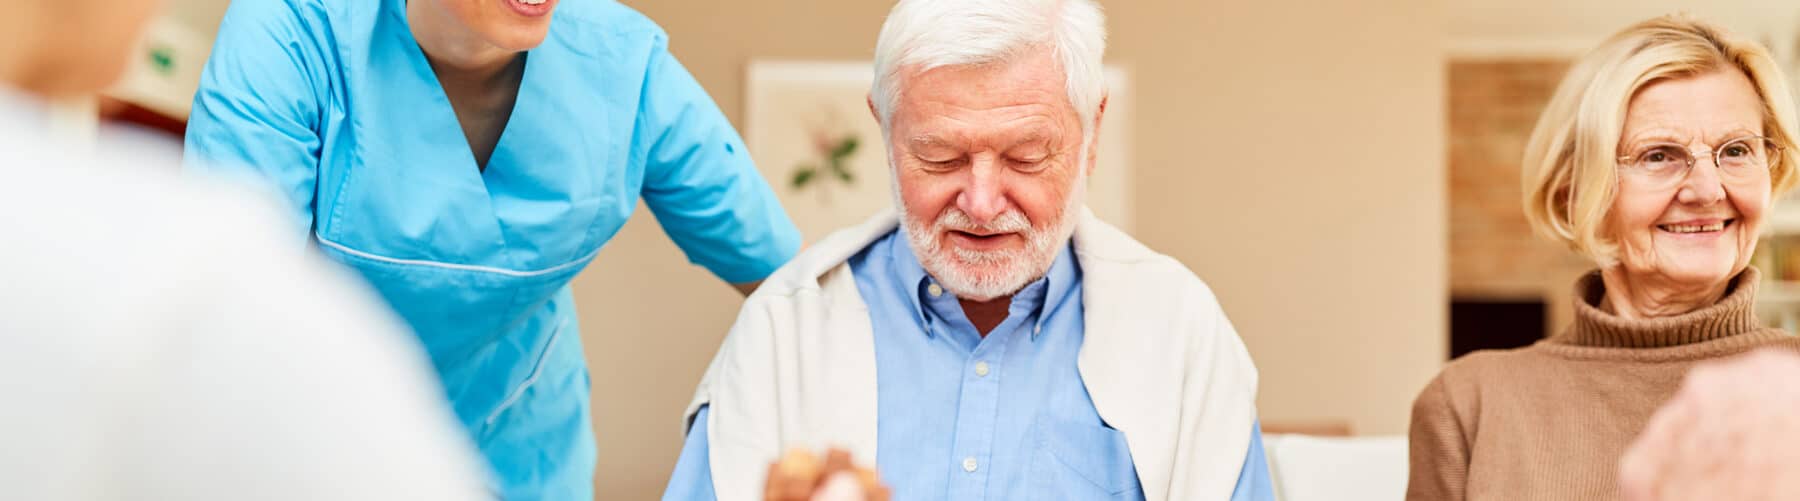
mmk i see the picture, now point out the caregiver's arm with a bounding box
[183,0,330,243]
[731,281,763,296]
[635,33,801,292]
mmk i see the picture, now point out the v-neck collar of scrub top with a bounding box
[329,0,637,272]
[380,0,531,191]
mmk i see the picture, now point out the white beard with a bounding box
[897,174,1085,301]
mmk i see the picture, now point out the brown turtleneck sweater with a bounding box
[1407,268,1800,501]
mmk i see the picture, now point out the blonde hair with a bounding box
[1522,14,1800,263]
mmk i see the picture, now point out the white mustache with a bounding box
[935,207,1030,235]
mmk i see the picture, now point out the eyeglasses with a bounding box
[1616,136,1782,186]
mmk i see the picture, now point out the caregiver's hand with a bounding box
[1619,349,1800,501]
[763,448,890,501]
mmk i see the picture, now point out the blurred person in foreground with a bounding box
[662,0,1271,499]
[1618,349,1800,501]
[1408,14,1800,501]
[0,1,488,499]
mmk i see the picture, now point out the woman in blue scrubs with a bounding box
[183,0,800,499]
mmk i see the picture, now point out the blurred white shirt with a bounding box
[0,91,490,500]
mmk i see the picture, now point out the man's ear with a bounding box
[867,94,880,125]
[1086,93,1108,176]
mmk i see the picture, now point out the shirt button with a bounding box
[928,283,944,297]
[962,456,978,473]
[974,361,990,377]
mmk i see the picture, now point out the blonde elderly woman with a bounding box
[1409,15,1800,501]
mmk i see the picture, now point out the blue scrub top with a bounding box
[183,0,801,499]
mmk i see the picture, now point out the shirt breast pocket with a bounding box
[1029,417,1146,500]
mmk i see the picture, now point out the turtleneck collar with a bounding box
[1556,267,1765,349]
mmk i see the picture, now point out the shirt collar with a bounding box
[1037,242,1080,337]
[885,231,934,332]
[884,229,1079,341]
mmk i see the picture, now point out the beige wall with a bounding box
[1447,0,1800,57]
[1108,0,1446,440]
[580,0,1446,498]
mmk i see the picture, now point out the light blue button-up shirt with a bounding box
[665,230,1273,500]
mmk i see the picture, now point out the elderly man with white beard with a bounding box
[661,1,1271,500]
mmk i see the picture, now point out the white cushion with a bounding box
[1262,434,1408,501]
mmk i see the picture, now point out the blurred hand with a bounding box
[763,448,890,501]
[1619,349,1800,501]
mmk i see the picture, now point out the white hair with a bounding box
[870,0,1108,135]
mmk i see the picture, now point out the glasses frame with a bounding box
[1615,135,1784,179]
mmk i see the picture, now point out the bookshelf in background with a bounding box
[1753,198,1800,332]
